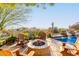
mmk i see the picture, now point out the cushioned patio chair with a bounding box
[0,48,35,56]
[61,42,79,56]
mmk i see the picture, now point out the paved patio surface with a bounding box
[46,38,63,56]
[0,38,63,56]
[0,42,28,55]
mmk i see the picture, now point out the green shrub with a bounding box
[22,30,46,40]
[23,32,30,40]
[7,35,16,43]
[29,34,35,40]
[0,39,6,46]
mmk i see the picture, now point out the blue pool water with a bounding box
[67,36,77,44]
[55,36,77,44]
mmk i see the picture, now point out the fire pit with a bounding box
[27,39,50,56]
[33,40,45,46]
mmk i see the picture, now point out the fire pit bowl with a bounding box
[27,39,50,56]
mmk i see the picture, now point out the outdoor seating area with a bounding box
[0,31,79,56]
[0,23,79,56]
[0,3,79,56]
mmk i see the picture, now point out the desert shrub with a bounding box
[31,31,39,39]
[22,30,46,40]
[0,39,6,46]
[59,28,66,33]
[7,35,16,43]
[38,31,46,40]
[23,32,30,40]
[53,27,59,33]
[28,31,35,40]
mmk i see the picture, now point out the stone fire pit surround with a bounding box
[27,39,50,56]
[27,39,49,49]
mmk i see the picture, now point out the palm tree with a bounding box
[0,6,31,30]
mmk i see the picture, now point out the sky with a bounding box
[8,3,79,29]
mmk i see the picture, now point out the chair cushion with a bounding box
[0,50,13,56]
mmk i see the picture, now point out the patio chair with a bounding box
[61,42,79,56]
[60,43,75,56]
[16,33,28,48]
[0,48,35,56]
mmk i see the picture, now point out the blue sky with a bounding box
[8,3,79,29]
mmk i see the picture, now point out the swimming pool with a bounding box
[55,36,77,45]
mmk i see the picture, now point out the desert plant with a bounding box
[59,28,66,33]
[38,31,46,40]
[7,35,16,43]
[29,32,35,40]
[53,27,59,33]
[0,39,6,46]
[0,7,31,30]
[0,3,54,30]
